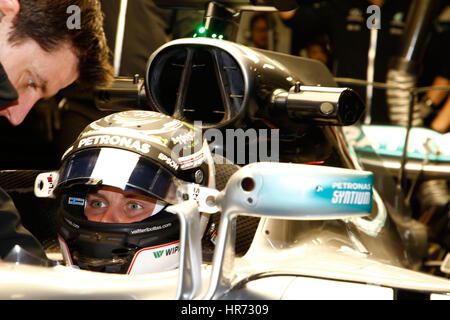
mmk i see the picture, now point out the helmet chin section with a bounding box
[127,241,180,275]
[57,204,180,274]
[59,235,180,274]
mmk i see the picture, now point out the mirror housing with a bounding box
[204,162,373,299]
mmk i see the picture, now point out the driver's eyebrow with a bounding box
[87,192,107,200]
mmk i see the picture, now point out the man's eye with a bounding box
[27,77,37,88]
[127,202,143,210]
[90,200,107,208]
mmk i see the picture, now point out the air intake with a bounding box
[146,44,246,128]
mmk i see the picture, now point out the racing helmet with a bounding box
[55,110,215,274]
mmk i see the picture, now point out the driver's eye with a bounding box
[127,202,143,210]
[91,200,107,208]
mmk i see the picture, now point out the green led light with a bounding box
[218,35,223,40]
[193,33,197,38]
[212,33,217,38]
[198,26,206,34]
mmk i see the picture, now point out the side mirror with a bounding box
[204,162,373,299]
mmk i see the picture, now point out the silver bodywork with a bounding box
[1,162,450,299]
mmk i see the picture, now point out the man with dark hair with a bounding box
[0,0,113,260]
[0,0,113,125]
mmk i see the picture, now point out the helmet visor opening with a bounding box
[57,148,186,204]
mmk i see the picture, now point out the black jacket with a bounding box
[0,63,46,260]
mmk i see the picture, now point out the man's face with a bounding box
[0,19,79,125]
[85,186,162,224]
[251,18,269,49]
[307,44,329,65]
